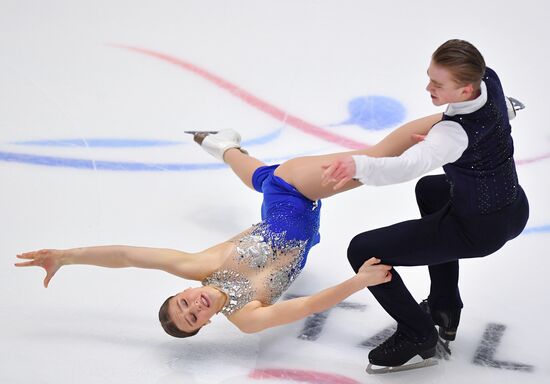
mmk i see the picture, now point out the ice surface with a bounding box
[1,1,549,383]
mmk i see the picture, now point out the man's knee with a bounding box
[347,233,372,272]
[415,175,449,215]
[415,176,432,200]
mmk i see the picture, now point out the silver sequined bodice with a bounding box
[202,223,307,317]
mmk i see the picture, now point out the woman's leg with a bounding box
[197,113,441,198]
[275,113,443,201]
[223,148,266,190]
[192,130,266,190]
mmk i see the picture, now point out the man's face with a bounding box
[426,61,473,106]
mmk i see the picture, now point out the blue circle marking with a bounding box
[343,95,406,130]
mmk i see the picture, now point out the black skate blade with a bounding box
[366,358,438,374]
[184,130,219,135]
[507,97,525,111]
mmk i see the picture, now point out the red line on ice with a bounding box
[515,152,550,165]
[112,44,549,165]
[249,368,360,384]
[113,44,366,149]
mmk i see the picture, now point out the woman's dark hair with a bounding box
[432,39,486,89]
[158,295,201,338]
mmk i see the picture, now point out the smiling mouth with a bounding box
[200,294,210,308]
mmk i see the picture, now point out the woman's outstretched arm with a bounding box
[14,245,226,287]
[228,257,392,333]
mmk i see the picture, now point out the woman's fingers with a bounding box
[16,253,35,259]
[15,253,39,267]
[363,257,379,266]
[44,273,54,288]
[14,260,35,267]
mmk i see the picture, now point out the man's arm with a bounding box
[15,246,201,287]
[229,258,392,333]
[352,120,468,185]
[322,119,467,189]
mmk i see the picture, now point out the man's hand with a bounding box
[321,156,356,190]
[15,249,65,288]
[357,257,392,287]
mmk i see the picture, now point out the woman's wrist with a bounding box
[350,274,367,290]
[60,249,74,265]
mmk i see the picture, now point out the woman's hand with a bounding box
[15,249,66,288]
[357,257,392,287]
[321,156,356,190]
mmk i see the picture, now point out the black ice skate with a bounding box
[420,299,461,357]
[366,328,438,374]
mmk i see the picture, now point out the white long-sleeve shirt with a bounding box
[352,83,517,186]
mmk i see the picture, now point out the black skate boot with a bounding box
[419,299,461,341]
[366,327,438,374]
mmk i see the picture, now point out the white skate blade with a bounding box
[366,357,438,374]
[507,97,525,111]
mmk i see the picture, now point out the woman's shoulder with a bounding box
[227,300,265,332]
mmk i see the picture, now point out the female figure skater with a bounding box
[15,113,441,339]
[322,39,529,373]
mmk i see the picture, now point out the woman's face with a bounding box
[426,61,475,106]
[167,286,222,333]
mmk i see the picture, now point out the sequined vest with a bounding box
[201,223,308,317]
[442,67,519,215]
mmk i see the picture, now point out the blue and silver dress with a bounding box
[202,164,321,317]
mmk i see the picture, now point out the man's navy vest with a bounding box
[442,67,519,215]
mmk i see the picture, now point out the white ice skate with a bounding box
[185,129,247,161]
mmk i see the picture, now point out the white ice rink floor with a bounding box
[2,1,549,383]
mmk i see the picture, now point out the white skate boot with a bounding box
[185,129,247,162]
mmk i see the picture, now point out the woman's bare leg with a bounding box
[276,113,442,201]
[223,148,266,190]
[210,113,440,199]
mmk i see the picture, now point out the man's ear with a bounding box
[461,83,475,99]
